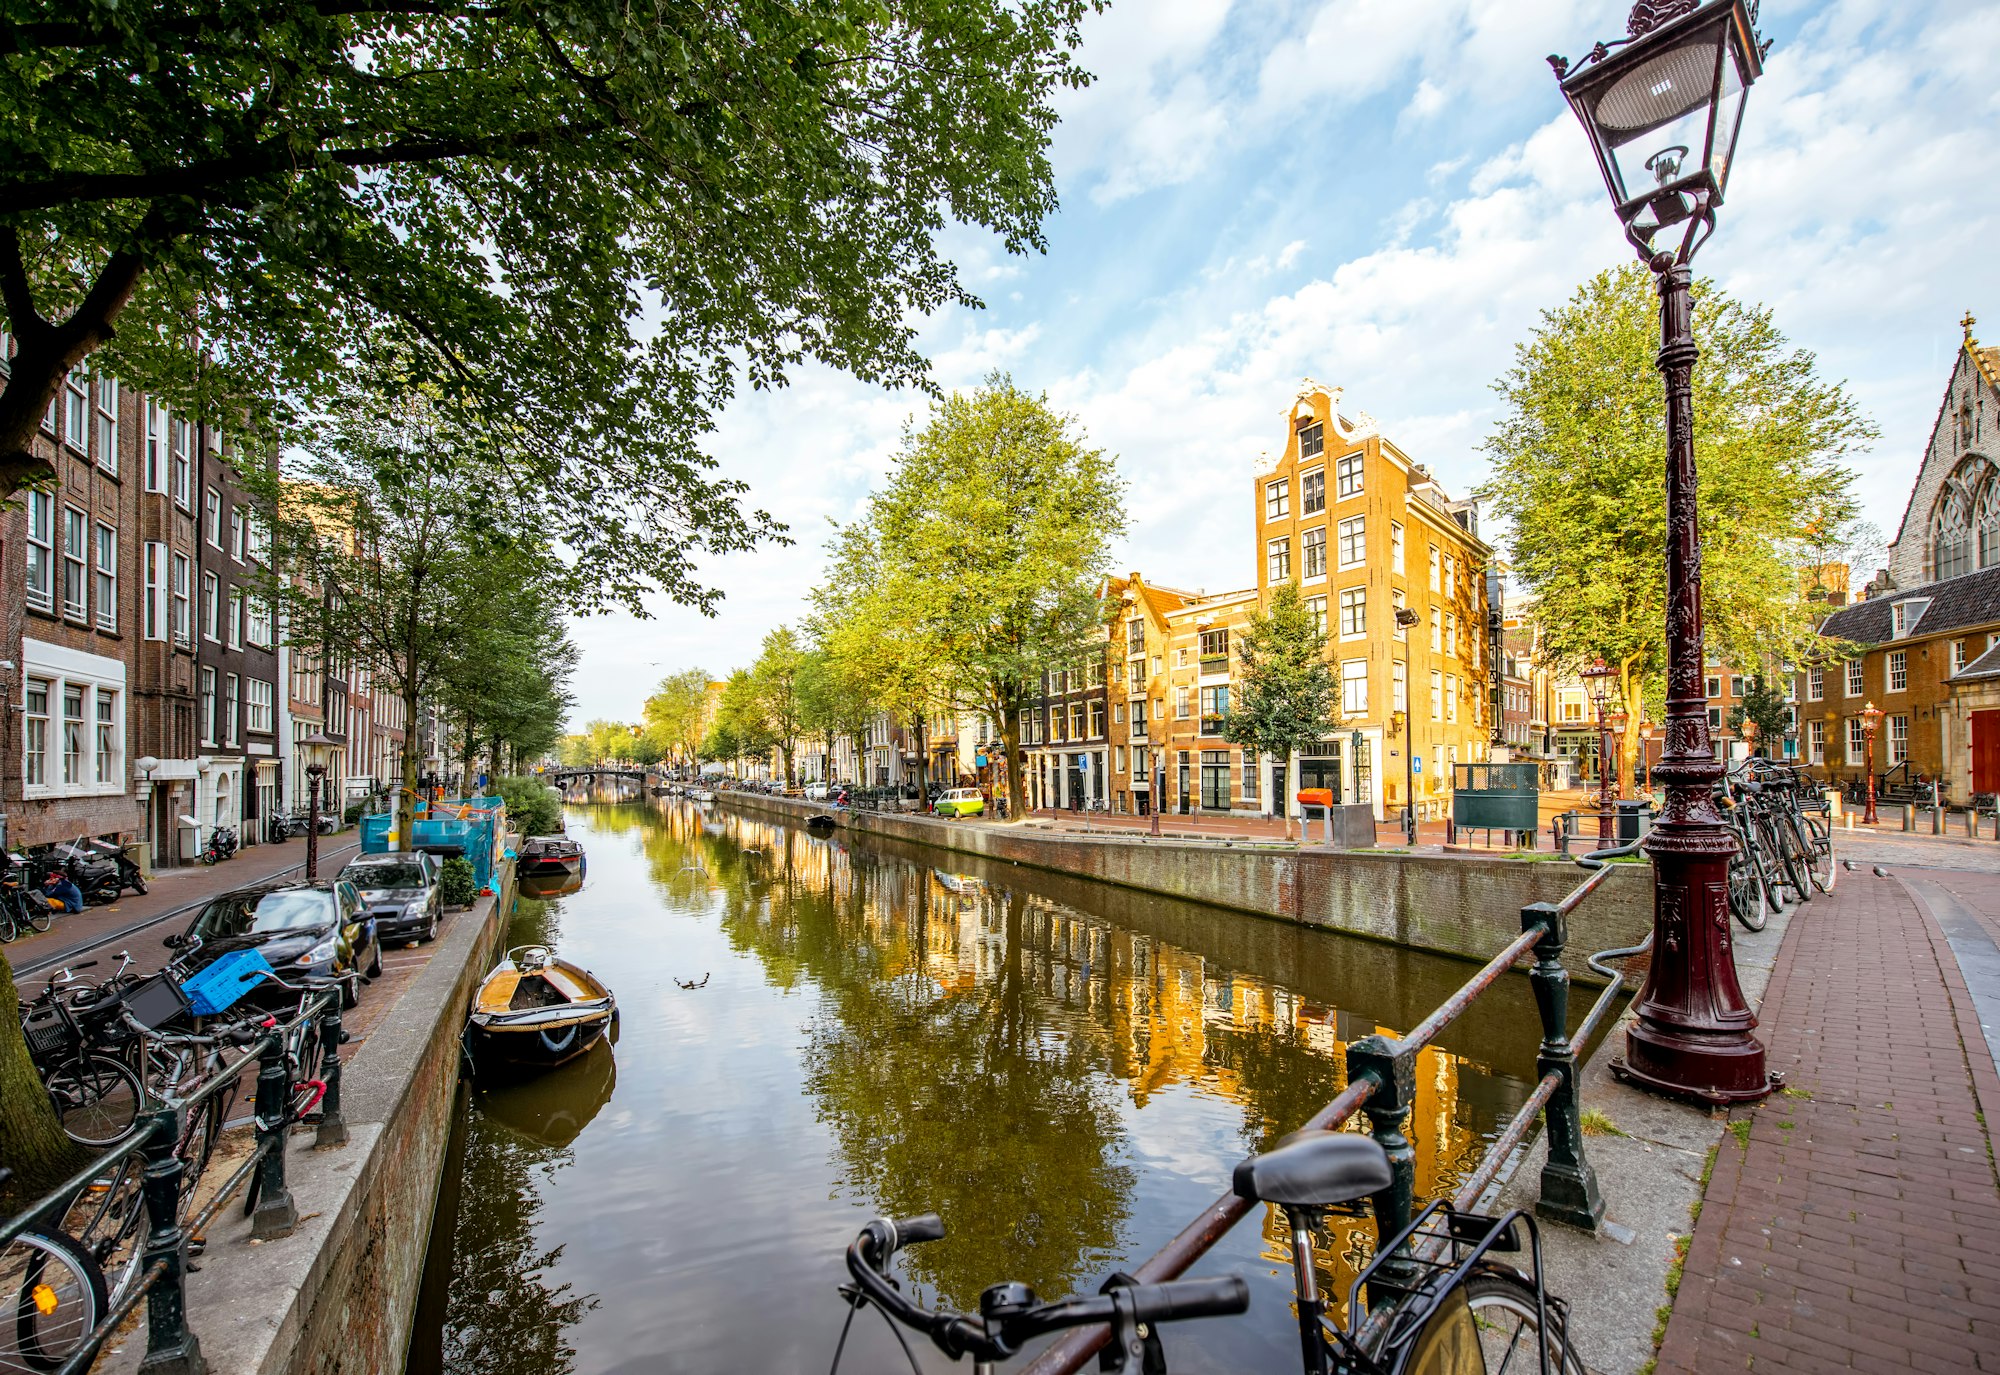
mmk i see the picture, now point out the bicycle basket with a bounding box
[21,1005,78,1064]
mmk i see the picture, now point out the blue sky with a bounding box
[566,0,2000,727]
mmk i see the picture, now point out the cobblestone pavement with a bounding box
[1657,867,2000,1372]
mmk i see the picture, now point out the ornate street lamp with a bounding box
[300,730,336,878]
[1551,0,1772,1105]
[1580,659,1619,847]
[1860,701,1883,825]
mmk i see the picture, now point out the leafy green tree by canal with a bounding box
[1479,264,1877,781]
[813,375,1125,815]
[1222,582,1339,839]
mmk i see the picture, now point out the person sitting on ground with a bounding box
[42,868,86,913]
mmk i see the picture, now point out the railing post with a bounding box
[314,992,349,1149]
[250,1031,299,1239]
[1345,1034,1417,1305]
[137,1108,207,1375]
[1523,901,1605,1231]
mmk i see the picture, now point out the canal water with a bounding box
[405,800,1554,1375]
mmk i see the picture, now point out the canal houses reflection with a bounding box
[671,802,1533,1317]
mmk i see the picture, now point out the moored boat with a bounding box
[467,945,616,1072]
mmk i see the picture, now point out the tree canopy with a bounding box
[811,374,1124,812]
[1479,264,1875,769]
[0,0,1101,609]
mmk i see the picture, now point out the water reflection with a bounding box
[408,802,1549,1375]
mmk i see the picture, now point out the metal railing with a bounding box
[1020,838,1651,1375]
[1,988,347,1375]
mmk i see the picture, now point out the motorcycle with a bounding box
[200,825,240,865]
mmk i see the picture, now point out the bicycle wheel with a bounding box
[45,1056,143,1147]
[1386,1270,1586,1375]
[1,1227,107,1372]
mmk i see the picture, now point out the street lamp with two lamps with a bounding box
[1549,0,1774,1105]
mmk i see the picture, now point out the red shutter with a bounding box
[1973,711,2000,793]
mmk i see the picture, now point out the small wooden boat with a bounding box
[518,834,586,879]
[467,946,616,1071]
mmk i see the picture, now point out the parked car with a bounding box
[338,852,443,945]
[166,879,381,1008]
[933,788,986,819]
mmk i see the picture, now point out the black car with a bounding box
[338,852,443,944]
[168,879,382,1008]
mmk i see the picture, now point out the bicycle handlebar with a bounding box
[846,1216,1248,1362]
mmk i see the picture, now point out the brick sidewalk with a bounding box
[1657,873,2000,1372]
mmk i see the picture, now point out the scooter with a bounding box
[200,825,239,865]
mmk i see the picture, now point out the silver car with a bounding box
[338,852,443,944]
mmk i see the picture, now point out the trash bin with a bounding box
[1616,798,1651,841]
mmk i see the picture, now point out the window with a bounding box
[1392,589,1408,641]
[225,674,240,747]
[1302,468,1326,516]
[62,507,88,620]
[1846,717,1865,760]
[1429,544,1441,592]
[1200,749,1231,810]
[63,370,88,450]
[1298,419,1324,461]
[95,376,118,474]
[230,507,247,561]
[1391,522,1404,576]
[1807,666,1823,701]
[1339,587,1366,638]
[25,491,53,610]
[1267,537,1291,583]
[95,691,116,782]
[93,523,116,631]
[246,597,273,649]
[137,544,164,640]
[1393,660,1408,713]
[204,489,222,546]
[1445,673,1458,723]
[227,589,243,648]
[1199,685,1229,735]
[23,679,48,786]
[1430,610,1442,653]
[62,685,84,784]
[1335,452,1362,500]
[1089,701,1105,738]
[1304,595,1328,635]
[1333,516,1361,569]
[145,402,168,492]
[1706,675,1721,699]
[170,418,192,509]
[1430,670,1443,721]
[1845,660,1864,697]
[1265,479,1290,520]
[247,678,275,734]
[1888,714,1909,765]
[1342,659,1368,715]
[200,666,217,745]
[171,552,191,645]
[1303,525,1326,579]
[1887,650,1907,692]
[201,571,220,640]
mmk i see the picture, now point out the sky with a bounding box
[563,0,2000,729]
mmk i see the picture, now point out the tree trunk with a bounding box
[0,951,88,1205]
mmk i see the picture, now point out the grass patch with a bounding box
[1580,1108,1628,1137]
[1728,1120,1751,1151]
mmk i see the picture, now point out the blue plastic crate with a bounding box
[179,948,276,1016]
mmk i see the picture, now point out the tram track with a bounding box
[10,839,362,979]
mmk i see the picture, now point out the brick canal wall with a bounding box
[715,792,1650,983]
[135,873,514,1375]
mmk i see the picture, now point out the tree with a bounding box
[0,2,1100,611]
[1222,583,1338,839]
[812,375,1124,816]
[1728,676,1791,753]
[643,670,713,768]
[1480,264,1876,782]
[750,627,807,789]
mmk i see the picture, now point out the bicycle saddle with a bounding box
[1233,1130,1392,1208]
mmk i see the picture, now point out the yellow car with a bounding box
[934,788,986,818]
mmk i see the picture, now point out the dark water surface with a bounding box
[404,801,1551,1375]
